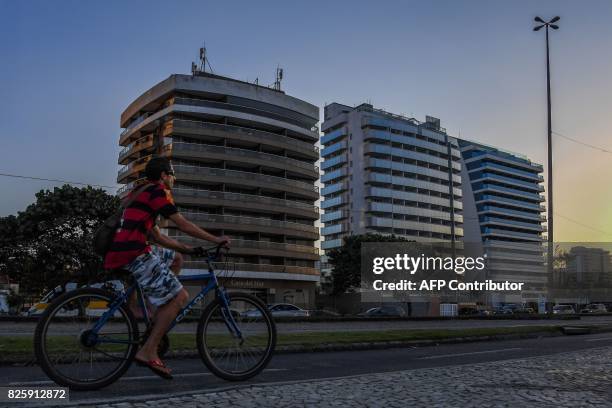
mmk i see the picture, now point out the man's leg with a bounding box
[134,249,187,368]
[131,250,182,320]
[136,288,188,363]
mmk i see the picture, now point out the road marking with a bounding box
[8,368,288,386]
[417,347,523,360]
[586,337,612,342]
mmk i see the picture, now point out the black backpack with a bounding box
[93,184,150,257]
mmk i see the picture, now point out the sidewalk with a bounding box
[57,346,612,407]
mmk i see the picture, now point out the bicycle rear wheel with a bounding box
[196,293,276,381]
[34,288,139,390]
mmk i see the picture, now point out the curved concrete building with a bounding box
[117,72,320,307]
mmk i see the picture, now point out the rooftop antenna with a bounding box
[192,43,214,76]
[273,65,283,91]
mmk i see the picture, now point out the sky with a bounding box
[1,0,611,242]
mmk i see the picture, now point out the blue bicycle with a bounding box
[34,244,277,390]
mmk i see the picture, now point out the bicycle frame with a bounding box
[92,250,242,345]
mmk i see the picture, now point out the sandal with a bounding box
[135,357,173,380]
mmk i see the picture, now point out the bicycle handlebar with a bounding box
[190,242,229,259]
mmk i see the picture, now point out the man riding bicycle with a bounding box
[104,156,229,379]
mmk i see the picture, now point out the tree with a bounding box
[327,234,415,295]
[0,185,119,295]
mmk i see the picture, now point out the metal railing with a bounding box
[172,142,318,174]
[183,261,318,275]
[179,212,318,234]
[119,136,154,162]
[174,164,319,194]
[174,97,317,135]
[173,236,319,255]
[171,187,319,213]
[171,119,319,154]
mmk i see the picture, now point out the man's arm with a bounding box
[168,213,229,246]
[148,226,192,253]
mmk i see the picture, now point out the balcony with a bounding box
[174,165,319,200]
[480,216,546,232]
[118,136,154,165]
[171,187,319,219]
[162,212,318,240]
[479,205,546,222]
[364,143,460,170]
[476,195,546,212]
[117,178,148,197]
[366,216,454,236]
[473,184,545,202]
[364,129,458,158]
[470,162,544,182]
[367,202,462,223]
[482,227,544,241]
[321,154,348,171]
[365,187,458,209]
[321,239,343,250]
[483,240,545,253]
[171,142,318,179]
[366,172,462,197]
[321,210,349,223]
[117,159,150,184]
[173,236,319,260]
[471,172,544,192]
[172,97,318,140]
[321,168,348,184]
[321,181,349,196]
[321,223,348,236]
[321,141,348,158]
[321,194,348,210]
[169,119,319,159]
[321,127,348,145]
[365,158,461,184]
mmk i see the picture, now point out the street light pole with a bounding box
[534,16,560,304]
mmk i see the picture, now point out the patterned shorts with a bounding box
[125,246,184,306]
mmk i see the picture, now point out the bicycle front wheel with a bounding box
[196,293,276,381]
[34,288,139,390]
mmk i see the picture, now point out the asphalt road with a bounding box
[3,331,612,405]
[2,315,612,336]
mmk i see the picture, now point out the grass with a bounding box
[0,325,561,363]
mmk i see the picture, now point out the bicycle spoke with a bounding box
[198,294,276,379]
[35,289,138,390]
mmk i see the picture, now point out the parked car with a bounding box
[500,304,520,314]
[27,281,123,317]
[243,303,310,318]
[26,284,77,316]
[0,291,9,314]
[580,303,607,314]
[309,309,342,317]
[553,304,576,315]
[509,306,535,314]
[357,306,406,317]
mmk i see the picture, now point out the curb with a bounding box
[0,315,583,323]
[3,326,592,367]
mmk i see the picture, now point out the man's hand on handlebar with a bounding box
[215,235,231,249]
[187,236,230,258]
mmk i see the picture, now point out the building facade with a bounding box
[458,141,547,305]
[320,103,547,307]
[117,72,320,307]
[320,103,464,284]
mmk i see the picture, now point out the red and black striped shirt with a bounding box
[104,182,178,269]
